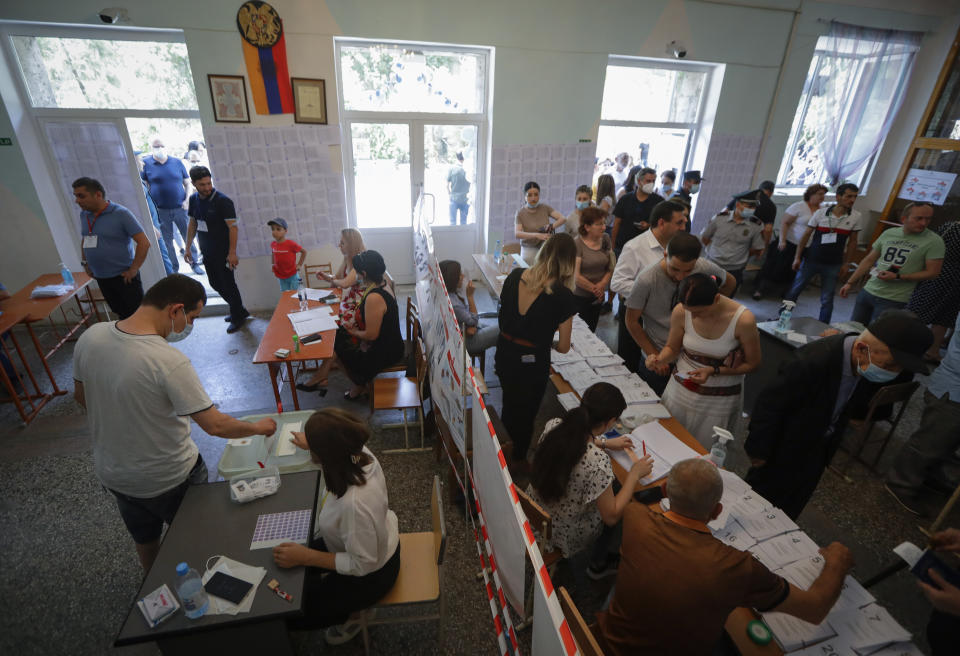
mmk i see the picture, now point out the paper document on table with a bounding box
[865,642,923,656]
[785,634,856,656]
[785,330,808,344]
[593,364,632,378]
[738,507,799,540]
[275,421,303,457]
[711,518,757,551]
[557,392,580,412]
[622,403,671,420]
[607,446,671,486]
[629,421,700,464]
[551,348,584,364]
[777,556,876,613]
[761,610,836,651]
[304,287,335,302]
[568,371,603,396]
[512,253,528,268]
[200,556,267,615]
[729,491,773,519]
[718,468,751,495]
[287,308,338,337]
[750,531,819,569]
[827,604,911,652]
[553,361,593,378]
[621,384,659,405]
[586,355,623,368]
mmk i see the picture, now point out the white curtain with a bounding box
[816,22,923,186]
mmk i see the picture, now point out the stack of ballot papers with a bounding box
[551,348,584,364]
[585,354,623,368]
[287,306,337,337]
[30,284,73,298]
[303,287,335,302]
[607,420,700,485]
[556,392,580,411]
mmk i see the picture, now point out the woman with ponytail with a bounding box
[528,382,652,577]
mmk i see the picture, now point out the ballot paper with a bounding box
[777,556,875,613]
[728,491,773,519]
[711,518,758,551]
[287,307,338,337]
[275,421,303,457]
[719,468,751,496]
[762,610,837,651]
[593,364,633,378]
[571,337,610,357]
[749,531,819,569]
[621,403,671,422]
[738,507,799,541]
[557,392,580,411]
[551,348,585,364]
[568,371,603,395]
[827,604,911,652]
[621,384,660,405]
[608,420,700,485]
[786,634,857,656]
[864,642,923,656]
[586,355,624,368]
[553,361,593,378]
[304,287,335,302]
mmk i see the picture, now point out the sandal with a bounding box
[296,381,326,392]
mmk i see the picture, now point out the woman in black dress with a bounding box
[907,220,960,361]
[312,250,404,399]
[495,233,579,474]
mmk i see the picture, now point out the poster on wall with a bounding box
[897,168,956,205]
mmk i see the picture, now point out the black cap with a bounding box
[267,217,288,230]
[759,180,776,192]
[682,170,702,182]
[867,310,934,374]
[733,190,760,204]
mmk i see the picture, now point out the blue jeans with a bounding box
[278,274,300,291]
[449,200,469,225]
[851,289,906,326]
[157,207,200,272]
[786,259,842,323]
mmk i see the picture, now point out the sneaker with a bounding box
[884,483,923,516]
[324,609,375,645]
[226,320,244,334]
[224,310,251,323]
[190,264,206,276]
[586,554,620,580]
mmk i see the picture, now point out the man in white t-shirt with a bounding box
[73,274,277,570]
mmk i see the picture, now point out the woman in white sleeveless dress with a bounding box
[646,273,762,449]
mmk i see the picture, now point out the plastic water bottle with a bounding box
[494,240,502,265]
[175,562,209,619]
[776,300,795,333]
[297,276,307,311]
[708,426,734,467]
[60,263,74,288]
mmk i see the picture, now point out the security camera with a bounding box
[667,41,687,59]
[98,8,128,24]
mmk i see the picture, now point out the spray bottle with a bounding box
[709,426,734,467]
[776,300,795,333]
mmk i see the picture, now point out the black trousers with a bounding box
[575,295,602,332]
[616,297,643,373]
[96,273,143,319]
[289,540,401,630]
[202,251,247,321]
[753,241,798,295]
[499,368,549,462]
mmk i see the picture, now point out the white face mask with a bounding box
[166,308,192,343]
[740,207,755,219]
[152,147,167,162]
[641,182,655,194]
[690,183,700,194]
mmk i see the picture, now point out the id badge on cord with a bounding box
[197,220,209,232]
[821,232,838,244]
[82,234,98,248]
[521,354,536,364]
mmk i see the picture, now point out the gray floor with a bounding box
[0,275,957,655]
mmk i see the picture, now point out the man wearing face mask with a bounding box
[141,137,203,276]
[73,274,277,571]
[611,167,663,254]
[744,310,932,519]
[672,170,702,225]
[700,190,766,294]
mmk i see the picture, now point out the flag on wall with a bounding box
[236,1,294,115]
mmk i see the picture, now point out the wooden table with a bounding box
[473,253,526,299]
[0,272,101,397]
[549,372,781,656]
[115,471,320,655]
[0,306,53,424]
[253,290,339,412]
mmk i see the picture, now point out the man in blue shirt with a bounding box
[73,177,151,319]
[886,313,960,515]
[184,166,250,333]
[141,137,203,276]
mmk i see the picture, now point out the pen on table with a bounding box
[642,441,647,457]
[257,461,265,469]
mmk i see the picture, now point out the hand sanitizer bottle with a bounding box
[709,426,734,467]
[776,300,795,333]
[60,263,75,288]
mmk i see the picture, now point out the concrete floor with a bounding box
[0,275,957,655]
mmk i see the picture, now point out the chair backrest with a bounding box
[415,337,429,387]
[430,475,447,566]
[516,486,552,543]
[558,586,605,656]
[502,242,522,255]
[864,381,920,423]
[303,263,333,288]
[406,297,420,343]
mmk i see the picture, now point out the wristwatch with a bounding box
[713,364,721,375]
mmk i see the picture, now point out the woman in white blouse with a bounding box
[273,408,400,645]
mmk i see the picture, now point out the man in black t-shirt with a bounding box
[184,166,250,333]
[611,167,664,253]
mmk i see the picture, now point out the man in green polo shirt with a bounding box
[841,202,944,325]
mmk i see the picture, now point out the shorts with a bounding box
[109,455,208,544]
[278,274,300,291]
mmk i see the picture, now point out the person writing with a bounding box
[273,408,400,646]
[495,233,578,477]
[528,382,652,579]
[515,181,567,264]
[595,458,854,656]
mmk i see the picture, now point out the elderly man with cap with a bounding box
[700,190,766,294]
[745,310,933,519]
[595,458,854,655]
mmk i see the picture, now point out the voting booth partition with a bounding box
[413,197,578,655]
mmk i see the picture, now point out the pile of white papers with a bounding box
[550,348,584,364]
[750,531,819,570]
[607,421,700,485]
[30,284,73,298]
[556,392,580,411]
[304,287,335,302]
[287,307,337,337]
[737,507,799,541]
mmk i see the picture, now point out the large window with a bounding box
[778,27,920,190]
[595,58,711,187]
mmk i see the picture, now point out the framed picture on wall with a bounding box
[208,74,250,123]
[291,78,327,124]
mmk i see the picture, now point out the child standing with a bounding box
[268,218,306,290]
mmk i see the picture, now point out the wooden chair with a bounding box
[361,475,446,655]
[381,297,419,374]
[558,586,605,656]
[303,262,333,288]
[502,242,522,255]
[832,380,921,479]
[372,337,429,453]
[516,487,563,628]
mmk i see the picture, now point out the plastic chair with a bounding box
[361,475,446,655]
[558,586,605,656]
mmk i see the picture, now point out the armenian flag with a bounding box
[241,25,294,115]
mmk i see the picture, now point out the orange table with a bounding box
[253,290,339,412]
[549,372,781,656]
[0,306,53,424]
[0,272,101,397]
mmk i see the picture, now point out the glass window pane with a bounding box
[600,65,704,123]
[12,36,198,110]
[424,125,477,225]
[340,44,484,113]
[351,123,411,228]
[594,125,689,187]
[924,52,960,139]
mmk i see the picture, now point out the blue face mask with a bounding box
[356,273,366,287]
[858,344,898,383]
[740,207,756,219]
[166,308,193,343]
[662,184,673,194]
[526,201,540,209]
[576,201,590,211]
